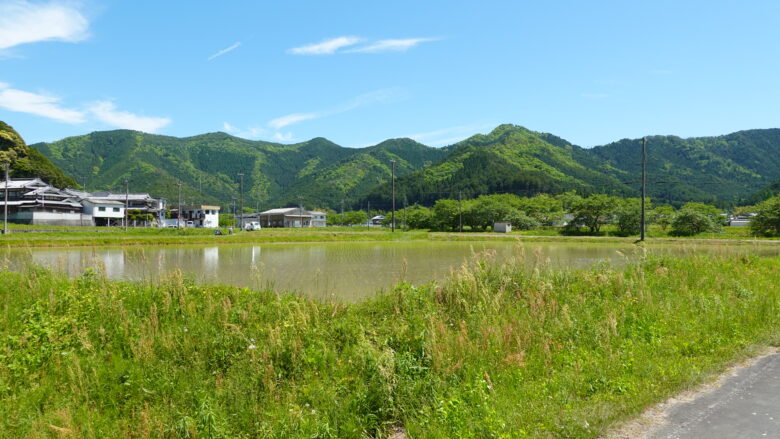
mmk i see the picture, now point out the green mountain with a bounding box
[365,126,780,209]
[31,130,447,210]
[31,124,780,212]
[363,124,634,208]
[0,121,77,188]
[589,129,780,205]
[746,179,780,205]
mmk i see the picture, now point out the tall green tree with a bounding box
[568,194,619,234]
[750,195,780,236]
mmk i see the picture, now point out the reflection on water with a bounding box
[3,241,779,301]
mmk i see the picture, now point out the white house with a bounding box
[81,198,125,227]
[309,211,327,227]
[179,205,220,228]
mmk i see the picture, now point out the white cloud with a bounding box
[406,123,493,146]
[0,82,85,123]
[273,132,293,142]
[347,38,438,53]
[222,122,266,139]
[268,112,320,129]
[207,41,241,61]
[268,88,407,130]
[0,0,89,50]
[288,36,362,55]
[89,101,170,132]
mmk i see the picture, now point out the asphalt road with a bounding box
[647,353,780,439]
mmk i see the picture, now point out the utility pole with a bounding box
[367,201,370,228]
[640,136,647,242]
[124,178,129,231]
[341,199,344,215]
[458,190,463,233]
[298,196,304,228]
[238,173,244,230]
[390,159,396,232]
[177,182,183,228]
[3,163,9,235]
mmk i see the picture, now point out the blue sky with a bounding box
[1,0,779,147]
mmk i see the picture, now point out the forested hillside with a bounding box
[32,131,447,210]
[31,125,780,211]
[0,121,77,188]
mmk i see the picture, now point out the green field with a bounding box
[1,252,778,438]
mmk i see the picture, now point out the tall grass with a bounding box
[0,251,778,438]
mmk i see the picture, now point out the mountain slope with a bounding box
[0,121,77,188]
[363,125,633,208]
[589,129,780,205]
[32,130,447,210]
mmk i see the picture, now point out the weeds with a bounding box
[0,253,778,437]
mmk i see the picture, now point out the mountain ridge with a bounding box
[29,124,780,210]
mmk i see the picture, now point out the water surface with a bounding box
[2,241,777,301]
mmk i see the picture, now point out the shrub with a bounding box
[670,209,722,236]
[750,195,780,236]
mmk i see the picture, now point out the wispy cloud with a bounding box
[288,36,438,55]
[268,88,407,130]
[207,41,241,61]
[89,101,170,132]
[288,36,362,55]
[268,112,319,130]
[347,38,438,53]
[405,123,493,147]
[0,82,85,123]
[0,0,89,50]
[272,132,294,142]
[222,122,266,139]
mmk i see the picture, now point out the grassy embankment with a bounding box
[1,251,779,438]
[1,224,778,248]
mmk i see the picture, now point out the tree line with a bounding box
[326,191,780,237]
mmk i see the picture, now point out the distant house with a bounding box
[729,214,755,227]
[178,205,220,228]
[0,178,85,226]
[370,215,385,226]
[73,190,166,224]
[81,198,125,226]
[259,207,328,228]
[309,211,327,227]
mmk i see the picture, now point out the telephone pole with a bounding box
[124,178,129,231]
[3,163,9,235]
[177,182,183,228]
[390,159,396,232]
[238,173,244,230]
[640,137,647,242]
[458,190,463,233]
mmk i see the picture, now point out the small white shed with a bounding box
[493,222,512,233]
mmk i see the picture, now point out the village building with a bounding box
[0,178,85,226]
[258,207,327,228]
[80,198,125,226]
[178,205,220,228]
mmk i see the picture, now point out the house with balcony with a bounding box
[0,178,85,226]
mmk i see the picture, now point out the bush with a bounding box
[750,195,780,236]
[670,209,722,236]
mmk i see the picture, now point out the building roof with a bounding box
[260,207,311,217]
[1,178,47,189]
[309,211,326,215]
[83,198,125,206]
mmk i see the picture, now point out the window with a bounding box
[113,207,120,212]
[98,207,105,212]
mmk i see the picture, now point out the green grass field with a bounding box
[1,252,778,438]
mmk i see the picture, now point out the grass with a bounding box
[0,250,779,438]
